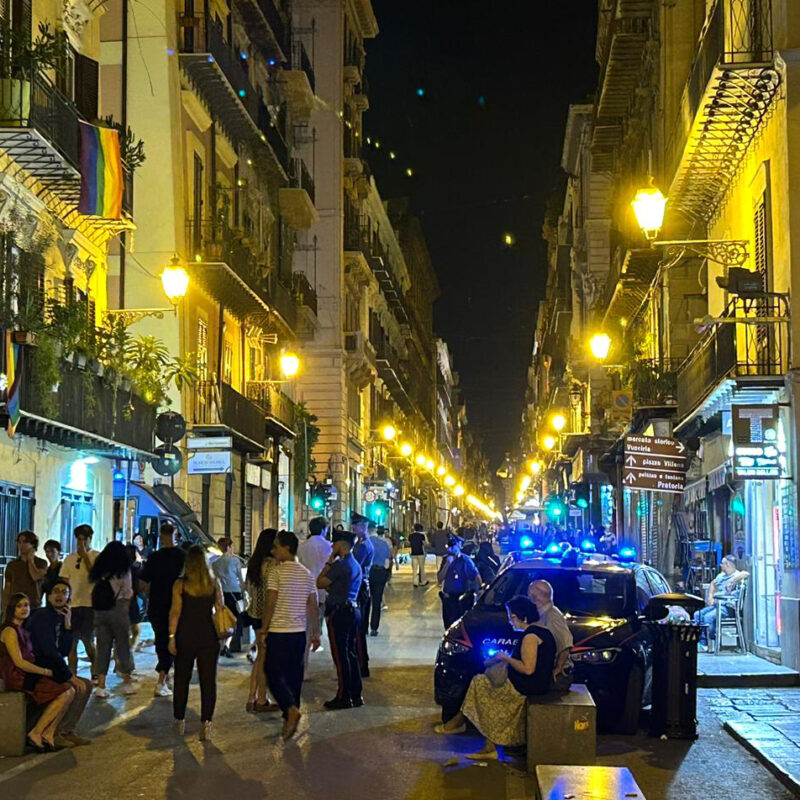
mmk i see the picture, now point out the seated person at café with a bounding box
[695,555,749,650]
[434,595,556,760]
[26,579,93,747]
[0,593,75,752]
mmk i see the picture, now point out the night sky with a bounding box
[365,1,597,469]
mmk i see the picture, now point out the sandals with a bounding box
[255,702,280,713]
[434,723,466,735]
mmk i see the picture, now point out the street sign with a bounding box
[187,436,233,450]
[187,449,232,475]
[732,404,784,479]
[623,435,688,494]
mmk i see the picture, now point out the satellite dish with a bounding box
[152,444,183,476]
[155,411,187,444]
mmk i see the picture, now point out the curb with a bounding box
[724,721,800,796]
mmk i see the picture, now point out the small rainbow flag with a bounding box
[78,122,124,219]
[4,331,23,438]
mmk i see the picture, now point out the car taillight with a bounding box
[443,620,473,655]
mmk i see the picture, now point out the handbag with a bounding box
[213,599,237,639]
[485,660,508,689]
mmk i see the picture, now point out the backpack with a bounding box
[92,578,117,611]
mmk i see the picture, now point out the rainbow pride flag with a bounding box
[78,122,124,219]
[4,331,22,438]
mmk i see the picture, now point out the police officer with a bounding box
[317,531,363,709]
[351,512,374,677]
[437,534,482,628]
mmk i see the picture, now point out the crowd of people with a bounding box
[0,513,408,749]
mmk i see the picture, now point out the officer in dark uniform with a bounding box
[317,530,364,709]
[351,512,374,677]
[437,534,482,628]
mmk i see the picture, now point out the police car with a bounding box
[434,544,672,733]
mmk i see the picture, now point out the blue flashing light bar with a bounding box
[580,539,596,553]
[520,535,534,550]
[618,546,637,561]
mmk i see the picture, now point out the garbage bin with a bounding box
[645,592,705,740]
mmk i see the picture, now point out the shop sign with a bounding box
[732,405,783,479]
[623,435,687,494]
[187,450,232,475]
[187,436,233,451]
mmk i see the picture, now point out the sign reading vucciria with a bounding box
[732,404,784,479]
[623,435,688,494]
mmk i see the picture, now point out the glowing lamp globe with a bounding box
[444,475,456,487]
[415,454,427,467]
[551,413,567,432]
[542,435,557,451]
[161,259,189,304]
[589,333,612,361]
[400,443,413,457]
[381,425,397,442]
[453,485,465,497]
[436,465,447,477]
[632,181,667,241]
[279,353,300,378]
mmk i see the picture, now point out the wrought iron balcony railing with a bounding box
[192,378,265,447]
[245,381,296,432]
[289,157,315,204]
[292,272,317,317]
[677,294,789,417]
[291,39,315,93]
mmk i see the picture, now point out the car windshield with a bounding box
[480,567,634,619]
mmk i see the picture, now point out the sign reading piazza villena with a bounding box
[732,405,785,480]
[622,435,688,494]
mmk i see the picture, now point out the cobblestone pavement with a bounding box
[0,561,795,800]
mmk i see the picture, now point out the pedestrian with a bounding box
[132,533,150,559]
[437,534,482,629]
[528,579,573,690]
[42,539,63,595]
[368,525,393,636]
[169,545,222,741]
[297,516,332,661]
[409,523,428,587]
[435,596,556,760]
[475,540,501,584]
[0,592,77,751]
[351,513,374,677]
[89,540,138,699]
[211,537,245,657]
[261,530,320,739]
[430,521,449,572]
[125,544,146,656]
[139,522,185,698]
[26,579,93,747]
[317,531,363,710]
[59,525,99,678]
[243,528,279,713]
[1,531,48,614]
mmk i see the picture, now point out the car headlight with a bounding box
[442,638,472,656]
[571,647,620,664]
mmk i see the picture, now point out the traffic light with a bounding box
[574,484,589,510]
[543,495,567,523]
[366,499,390,522]
[308,483,330,511]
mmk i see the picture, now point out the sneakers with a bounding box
[120,682,138,696]
[199,721,213,742]
[323,697,353,710]
[154,682,173,698]
[352,696,365,708]
[94,688,109,700]
[369,630,378,637]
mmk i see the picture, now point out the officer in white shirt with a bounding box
[298,517,332,655]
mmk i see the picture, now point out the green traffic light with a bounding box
[576,498,588,509]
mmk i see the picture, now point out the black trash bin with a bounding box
[645,592,706,740]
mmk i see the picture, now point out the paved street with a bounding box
[0,561,795,800]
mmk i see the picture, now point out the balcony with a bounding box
[666,0,780,222]
[676,294,789,420]
[279,157,318,229]
[344,330,376,389]
[283,39,315,119]
[245,381,296,437]
[179,15,289,175]
[0,69,134,233]
[191,378,265,450]
[344,213,373,287]
[591,0,654,172]
[264,272,297,331]
[234,0,287,61]
[0,339,155,457]
[293,271,318,339]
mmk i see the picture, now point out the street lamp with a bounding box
[381,424,397,442]
[631,178,667,241]
[528,459,542,475]
[436,465,447,477]
[415,453,427,467]
[542,435,557,451]
[551,412,567,432]
[453,485,465,497]
[106,253,189,324]
[425,458,435,471]
[444,474,456,487]
[589,333,612,361]
[400,442,413,457]
[279,352,300,378]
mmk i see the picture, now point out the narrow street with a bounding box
[1,561,794,800]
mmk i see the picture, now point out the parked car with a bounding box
[433,549,672,733]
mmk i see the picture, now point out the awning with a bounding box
[684,477,707,504]
[602,248,661,329]
[708,462,731,493]
[191,260,271,321]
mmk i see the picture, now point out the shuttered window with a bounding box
[74,53,99,120]
[753,190,771,365]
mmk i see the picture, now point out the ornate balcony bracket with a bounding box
[104,308,170,326]
[655,239,749,269]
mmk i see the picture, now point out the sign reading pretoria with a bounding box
[732,405,784,479]
[623,435,687,494]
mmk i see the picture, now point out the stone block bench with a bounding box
[535,765,646,800]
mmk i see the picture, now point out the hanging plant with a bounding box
[100,115,146,172]
[293,402,320,493]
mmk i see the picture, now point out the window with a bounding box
[197,319,209,380]
[634,569,653,614]
[347,383,361,423]
[60,490,94,554]
[223,339,233,384]
[192,153,204,254]
[0,481,34,563]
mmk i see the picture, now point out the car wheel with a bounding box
[617,662,643,735]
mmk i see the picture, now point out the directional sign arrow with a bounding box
[625,455,637,466]
[624,472,636,484]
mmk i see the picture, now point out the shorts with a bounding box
[241,612,262,630]
[71,607,94,641]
